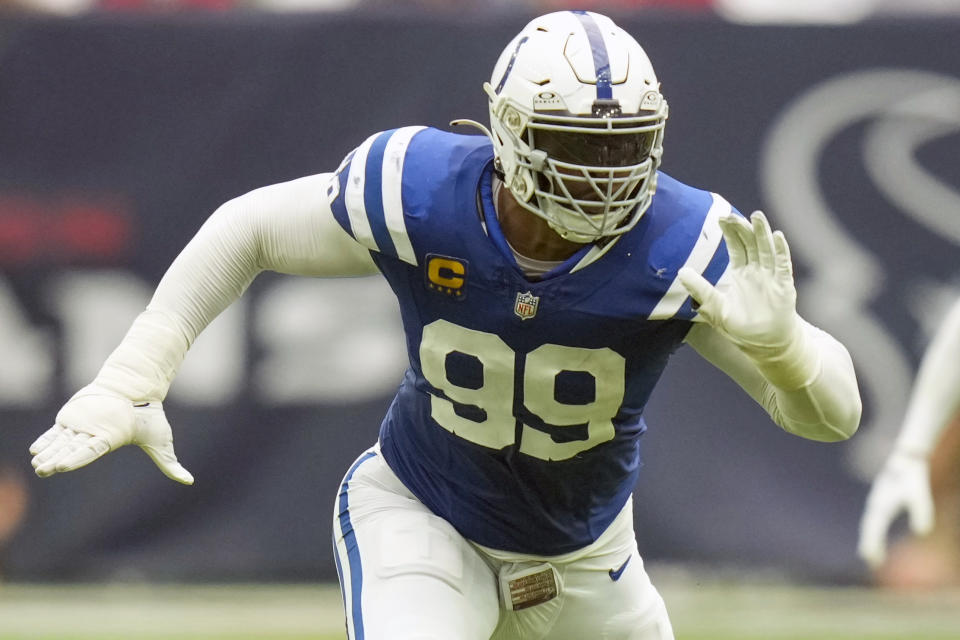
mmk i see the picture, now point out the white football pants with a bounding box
[332,445,674,640]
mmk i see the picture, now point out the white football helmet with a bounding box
[485,11,667,243]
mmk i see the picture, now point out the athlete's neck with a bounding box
[496,182,586,262]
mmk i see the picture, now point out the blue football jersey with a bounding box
[329,126,733,555]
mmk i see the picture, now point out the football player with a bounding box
[29,11,861,640]
[859,296,960,575]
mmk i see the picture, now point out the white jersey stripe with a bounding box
[332,449,377,640]
[648,192,731,320]
[332,519,356,639]
[381,126,424,266]
[344,132,381,253]
[332,498,356,639]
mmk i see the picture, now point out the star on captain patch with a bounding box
[514,291,539,320]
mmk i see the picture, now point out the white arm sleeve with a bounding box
[893,296,960,457]
[684,318,862,442]
[92,173,378,402]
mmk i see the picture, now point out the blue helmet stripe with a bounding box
[494,36,528,94]
[572,11,613,100]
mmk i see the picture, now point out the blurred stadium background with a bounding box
[1,0,959,638]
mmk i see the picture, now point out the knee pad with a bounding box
[375,511,469,592]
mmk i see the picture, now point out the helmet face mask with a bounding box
[486,11,668,243]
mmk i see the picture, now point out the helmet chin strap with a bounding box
[542,202,603,244]
[553,225,599,244]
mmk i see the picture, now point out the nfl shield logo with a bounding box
[514,291,539,320]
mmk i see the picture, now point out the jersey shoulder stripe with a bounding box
[606,172,732,321]
[342,131,379,253]
[647,191,732,320]
[381,127,421,265]
[330,126,426,266]
[330,126,492,268]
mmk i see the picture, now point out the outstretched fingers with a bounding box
[141,445,195,485]
[750,211,777,273]
[720,214,757,266]
[677,266,720,324]
[718,216,747,267]
[133,403,195,485]
[907,486,935,536]
[29,424,67,458]
[30,428,69,476]
[53,434,112,473]
[31,425,111,477]
[858,501,895,569]
[772,229,793,282]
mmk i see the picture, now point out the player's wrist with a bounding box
[738,315,821,390]
[92,309,189,403]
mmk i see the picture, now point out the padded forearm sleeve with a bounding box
[686,318,861,442]
[90,174,376,402]
[760,321,862,441]
[734,313,822,391]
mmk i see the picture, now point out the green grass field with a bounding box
[0,573,957,640]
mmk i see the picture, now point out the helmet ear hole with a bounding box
[512,170,536,202]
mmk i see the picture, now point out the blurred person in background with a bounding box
[859,295,960,589]
[27,10,860,639]
[0,466,29,579]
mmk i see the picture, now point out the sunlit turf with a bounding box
[0,573,957,640]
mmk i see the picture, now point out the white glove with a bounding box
[678,211,803,359]
[29,385,193,485]
[857,450,934,569]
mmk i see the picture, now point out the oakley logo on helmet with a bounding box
[534,91,565,111]
[640,91,663,111]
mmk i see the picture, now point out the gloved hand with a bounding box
[678,210,800,355]
[29,384,193,484]
[858,449,933,569]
